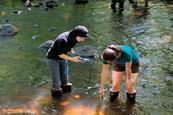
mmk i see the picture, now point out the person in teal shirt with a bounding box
[99,44,140,104]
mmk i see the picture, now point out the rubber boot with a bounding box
[51,88,62,100]
[110,91,119,102]
[61,82,72,93]
[126,93,136,104]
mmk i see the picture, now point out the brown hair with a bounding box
[102,47,119,61]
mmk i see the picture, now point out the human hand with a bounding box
[72,56,81,63]
[71,49,75,54]
[99,88,104,97]
[67,49,75,56]
[78,57,90,63]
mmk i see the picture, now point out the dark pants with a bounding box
[111,0,137,12]
[112,62,140,73]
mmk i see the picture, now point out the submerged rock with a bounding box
[48,27,56,32]
[32,35,39,40]
[45,0,58,8]
[12,10,23,14]
[3,19,9,23]
[74,45,98,59]
[0,24,19,37]
[41,0,59,11]
[133,6,148,16]
[0,11,7,16]
[75,0,89,4]
[38,40,54,51]
[129,25,149,35]
[32,24,40,28]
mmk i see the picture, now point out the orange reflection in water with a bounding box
[60,100,70,106]
[0,94,51,115]
[63,105,104,115]
[62,99,104,115]
[34,95,51,105]
[73,94,81,99]
[60,94,104,115]
[0,108,38,115]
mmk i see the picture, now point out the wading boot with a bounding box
[110,91,119,102]
[51,88,62,100]
[126,93,136,104]
[61,82,72,93]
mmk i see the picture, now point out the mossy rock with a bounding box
[74,45,98,58]
[0,24,19,37]
[38,40,54,51]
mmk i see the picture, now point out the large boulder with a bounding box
[74,45,98,59]
[45,0,58,8]
[0,24,19,37]
[38,40,54,51]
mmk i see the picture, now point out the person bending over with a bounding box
[46,25,89,99]
[99,44,140,104]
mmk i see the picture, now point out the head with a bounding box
[74,25,88,42]
[102,46,119,62]
[76,36,85,42]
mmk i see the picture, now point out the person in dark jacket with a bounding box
[99,44,140,104]
[46,25,88,99]
[111,0,137,13]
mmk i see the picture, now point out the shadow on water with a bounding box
[0,0,173,114]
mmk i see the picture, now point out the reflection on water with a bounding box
[0,0,173,114]
[0,108,38,115]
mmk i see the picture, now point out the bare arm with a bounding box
[100,64,109,88]
[59,54,81,63]
[99,64,109,96]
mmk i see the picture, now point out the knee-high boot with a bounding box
[126,93,136,104]
[110,91,119,102]
[51,88,62,100]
